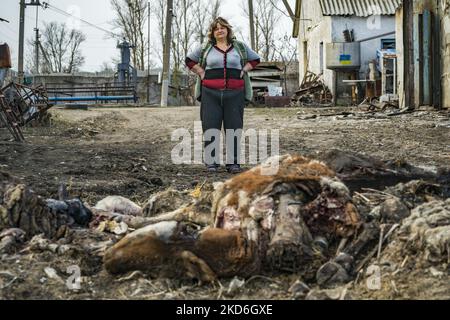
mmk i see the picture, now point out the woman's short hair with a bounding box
[207,17,234,44]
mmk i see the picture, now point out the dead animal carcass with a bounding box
[103,155,362,281]
[0,177,92,240]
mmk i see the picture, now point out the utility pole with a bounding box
[34,6,40,74]
[160,0,173,107]
[248,0,256,50]
[18,0,41,84]
[18,0,26,83]
[255,16,259,53]
[147,1,151,104]
[34,28,40,74]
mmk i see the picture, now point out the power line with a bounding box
[2,23,19,37]
[0,30,17,43]
[41,2,122,39]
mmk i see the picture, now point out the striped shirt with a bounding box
[186,43,260,90]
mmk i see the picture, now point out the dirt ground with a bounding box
[0,105,449,300]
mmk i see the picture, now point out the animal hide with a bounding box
[104,155,362,280]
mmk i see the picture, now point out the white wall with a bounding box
[331,16,397,77]
[297,0,333,88]
[395,8,405,108]
[330,16,396,102]
[297,0,397,100]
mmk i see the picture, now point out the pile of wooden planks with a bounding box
[291,71,333,107]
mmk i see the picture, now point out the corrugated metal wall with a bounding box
[319,0,402,17]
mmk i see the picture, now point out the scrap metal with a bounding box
[0,82,53,142]
[291,71,333,107]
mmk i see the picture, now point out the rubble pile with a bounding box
[0,151,449,299]
[291,72,333,108]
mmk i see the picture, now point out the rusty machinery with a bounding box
[0,42,53,142]
[0,82,53,142]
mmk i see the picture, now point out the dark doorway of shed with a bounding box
[402,0,441,109]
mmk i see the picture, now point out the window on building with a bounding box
[381,39,396,50]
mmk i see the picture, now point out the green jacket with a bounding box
[194,40,253,102]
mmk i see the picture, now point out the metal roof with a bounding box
[319,0,402,17]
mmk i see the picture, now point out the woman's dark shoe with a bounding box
[226,164,242,174]
[206,164,219,173]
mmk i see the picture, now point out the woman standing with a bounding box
[185,17,260,173]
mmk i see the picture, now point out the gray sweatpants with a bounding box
[200,86,245,166]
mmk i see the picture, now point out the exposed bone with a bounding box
[355,224,400,272]
[103,155,362,281]
[265,193,313,271]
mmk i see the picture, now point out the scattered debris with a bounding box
[319,149,437,192]
[226,277,246,296]
[305,285,352,300]
[44,267,64,283]
[0,181,93,239]
[378,197,410,223]
[0,148,449,299]
[142,188,190,217]
[24,234,73,255]
[0,228,26,253]
[0,82,53,142]
[96,220,129,235]
[316,261,350,288]
[291,72,333,107]
[0,271,18,290]
[288,279,311,299]
[400,199,450,263]
[116,270,144,282]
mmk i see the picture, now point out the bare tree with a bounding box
[111,0,147,70]
[243,0,281,61]
[272,34,297,65]
[153,0,221,67]
[65,29,87,73]
[210,0,221,20]
[192,0,221,44]
[154,0,166,65]
[192,0,208,44]
[150,0,222,104]
[99,61,116,74]
[30,22,86,73]
[272,33,298,94]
